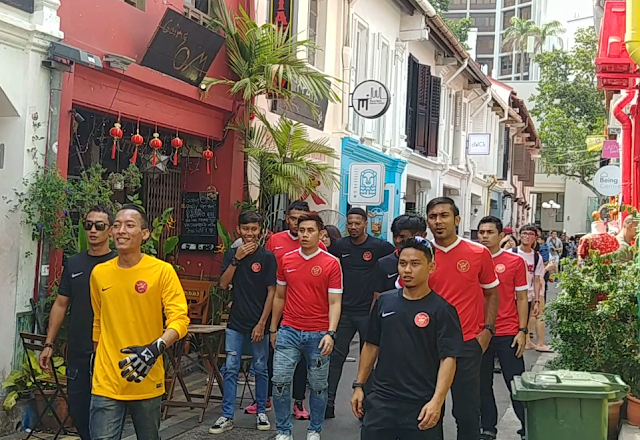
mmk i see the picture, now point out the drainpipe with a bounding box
[613,90,636,207]
[633,100,640,210]
[470,90,492,119]
[445,59,468,87]
[495,95,510,122]
[414,0,437,17]
[626,0,640,69]
[341,0,353,130]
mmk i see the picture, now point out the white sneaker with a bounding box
[209,417,234,434]
[257,413,271,431]
[307,431,321,440]
[275,435,293,440]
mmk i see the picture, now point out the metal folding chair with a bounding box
[20,332,71,440]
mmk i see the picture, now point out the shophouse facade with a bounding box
[0,0,63,417]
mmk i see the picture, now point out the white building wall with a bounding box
[0,0,62,413]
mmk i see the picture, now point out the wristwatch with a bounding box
[518,327,528,334]
[352,381,365,389]
[483,325,496,336]
[231,257,240,266]
[327,331,336,340]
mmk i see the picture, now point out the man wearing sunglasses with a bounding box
[39,206,117,440]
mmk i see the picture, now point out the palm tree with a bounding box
[238,111,340,217]
[502,17,537,79]
[533,20,565,53]
[201,0,340,201]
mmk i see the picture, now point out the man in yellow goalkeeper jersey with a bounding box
[89,205,190,440]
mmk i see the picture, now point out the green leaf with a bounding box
[52,357,64,368]
[3,391,19,410]
[162,236,179,258]
[78,217,89,253]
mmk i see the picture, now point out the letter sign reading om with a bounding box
[359,169,378,198]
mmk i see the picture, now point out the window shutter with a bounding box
[499,127,509,180]
[405,55,419,149]
[512,143,526,176]
[415,64,431,153]
[471,105,486,133]
[364,33,377,139]
[426,75,441,157]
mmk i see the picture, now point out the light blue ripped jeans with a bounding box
[272,325,329,435]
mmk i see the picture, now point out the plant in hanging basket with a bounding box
[107,172,125,191]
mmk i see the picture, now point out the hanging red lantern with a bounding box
[149,132,163,167]
[109,122,123,160]
[203,148,214,174]
[130,131,144,164]
[171,135,183,166]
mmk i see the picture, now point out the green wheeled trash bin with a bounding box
[512,370,628,440]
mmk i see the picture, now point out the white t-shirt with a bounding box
[513,247,545,301]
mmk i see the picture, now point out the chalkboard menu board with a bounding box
[0,0,34,13]
[141,8,225,87]
[180,191,218,251]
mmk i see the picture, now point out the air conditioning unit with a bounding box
[399,14,430,42]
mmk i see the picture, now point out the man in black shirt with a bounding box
[351,237,463,439]
[326,207,395,418]
[39,206,117,440]
[210,211,276,434]
[375,214,427,294]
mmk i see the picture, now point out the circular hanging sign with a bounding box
[351,80,391,119]
[593,165,621,196]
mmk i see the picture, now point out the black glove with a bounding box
[118,338,167,383]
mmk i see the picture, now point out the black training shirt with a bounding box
[367,289,464,403]
[222,247,277,334]
[58,250,117,359]
[374,251,399,293]
[329,236,394,315]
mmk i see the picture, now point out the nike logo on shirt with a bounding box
[387,273,398,278]
[382,312,396,318]
[102,286,112,291]
[71,272,83,278]
[286,269,296,273]
[275,246,284,250]
[341,254,350,257]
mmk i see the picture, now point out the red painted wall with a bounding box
[55,0,247,277]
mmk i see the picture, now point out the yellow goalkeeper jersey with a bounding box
[90,255,189,400]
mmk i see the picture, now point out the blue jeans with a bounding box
[272,325,330,435]
[222,328,270,418]
[89,395,162,440]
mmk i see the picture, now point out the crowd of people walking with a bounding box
[39,198,563,440]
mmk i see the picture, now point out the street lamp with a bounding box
[541,200,561,217]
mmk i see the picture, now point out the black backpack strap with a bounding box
[511,247,517,253]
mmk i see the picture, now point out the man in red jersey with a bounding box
[246,201,325,418]
[270,213,342,440]
[477,216,529,440]
[426,197,499,440]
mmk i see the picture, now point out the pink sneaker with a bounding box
[244,398,272,414]
[293,400,310,420]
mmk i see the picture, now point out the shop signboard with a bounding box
[179,191,219,251]
[350,80,390,119]
[348,162,385,206]
[0,0,33,13]
[141,8,225,87]
[593,165,621,196]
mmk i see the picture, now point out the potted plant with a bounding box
[546,252,639,438]
[107,172,125,191]
[122,163,142,191]
[2,350,70,430]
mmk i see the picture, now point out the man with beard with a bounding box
[374,214,427,295]
[325,207,394,418]
[351,237,463,439]
[426,197,499,440]
[270,213,342,440]
[39,206,117,440]
[477,216,528,440]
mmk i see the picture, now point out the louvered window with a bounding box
[405,58,440,157]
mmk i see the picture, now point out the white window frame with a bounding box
[349,15,369,136]
[376,35,391,146]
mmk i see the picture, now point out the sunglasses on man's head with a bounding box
[83,221,109,232]
[409,236,435,259]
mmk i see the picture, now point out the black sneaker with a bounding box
[480,431,497,440]
[209,416,234,434]
[257,413,271,431]
[517,428,526,439]
[325,405,335,419]
[493,357,502,374]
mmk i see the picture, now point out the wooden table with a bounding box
[162,324,226,422]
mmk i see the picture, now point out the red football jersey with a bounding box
[429,237,499,341]
[492,249,528,337]
[276,248,343,331]
[266,230,326,264]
